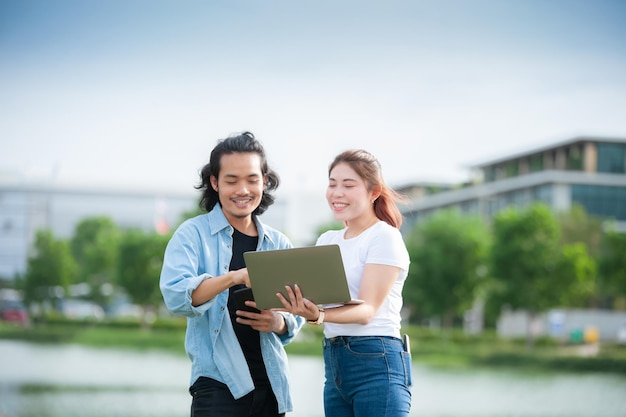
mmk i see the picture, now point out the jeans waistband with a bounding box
[324,335,401,345]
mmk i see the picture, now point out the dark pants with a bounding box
[190,377,284,417]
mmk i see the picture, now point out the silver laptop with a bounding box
[243,244,364,310]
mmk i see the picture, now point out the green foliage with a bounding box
[404,209,490,326]
[23,230,77,306]
[316,220,344,237]
[598,231,626,300]
[17,202,620,335]
[489,203,561,313]
[554,243,597,307]
[70,217,121,304]
[117,229,169,309]
[558,204,604,257]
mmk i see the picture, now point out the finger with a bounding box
[303,298,316,310]
[289,286,310,312]
[239,319,267,333]
[275,292,293,309]
[235,316,254,327]
[284,284,296,300]
[288,285,304,306]
[293,284,303,297]
[282,286,299,307]
[293,284,307,304]
[236,310,259,320]
[302,298,319,315]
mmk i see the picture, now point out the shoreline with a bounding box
[2,320,625,375]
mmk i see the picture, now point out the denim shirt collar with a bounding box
[207,203,277,248]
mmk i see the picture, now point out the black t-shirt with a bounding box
[228,228,271,388]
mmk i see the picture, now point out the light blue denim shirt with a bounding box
[159,205,305,414]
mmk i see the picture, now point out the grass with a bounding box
[2,318,626,374]
[403,326,626,374]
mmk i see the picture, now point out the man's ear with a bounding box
[210,175,218,192]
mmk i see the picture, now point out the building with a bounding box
[0,179,330,282]
[398,136,626,339]
[6,135,623,283]
[0,181,199,280]
[399,136,626,234]
[497,308,626,343]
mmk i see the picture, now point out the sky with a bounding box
[1,0,626,197]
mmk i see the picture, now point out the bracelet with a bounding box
[307,308,325,325]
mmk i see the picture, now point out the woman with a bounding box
[277,149,412,417]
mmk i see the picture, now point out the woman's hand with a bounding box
[275,284,321,322]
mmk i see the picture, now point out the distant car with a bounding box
[0,298,30,326]
[60,299,105,321]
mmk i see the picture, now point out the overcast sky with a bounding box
[1,0,625,196]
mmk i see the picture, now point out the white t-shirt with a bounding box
[316,221,410,339]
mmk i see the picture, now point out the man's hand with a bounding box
[236,300,287,334]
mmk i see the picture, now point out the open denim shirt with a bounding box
[160,205,305,413]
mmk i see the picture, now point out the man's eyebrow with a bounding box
[222,173,261,178]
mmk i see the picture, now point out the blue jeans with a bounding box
[322,336,412,417]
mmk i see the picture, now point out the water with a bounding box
[1,340,625,417]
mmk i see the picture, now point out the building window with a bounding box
[571,185,626,221]
[529,154,543,172]
[532,185,553,205]
[505,161,519,178]
[566,145,583,171]
[484,166,497,183]
[596,143,625,174]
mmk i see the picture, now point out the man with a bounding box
[160,131,305,417]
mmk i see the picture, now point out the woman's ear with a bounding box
[371,185,382,202]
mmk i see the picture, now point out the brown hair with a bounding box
[329,149,405,229]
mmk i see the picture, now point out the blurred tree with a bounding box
[404,209,490,327]
[553,243,597,307]
[316,220,345,237]
[557,204,604,257]
[598,231,626,306]
[117,229,169,328]
[488,203,561,345]
[23,230,76,312]
[70,217,121,306]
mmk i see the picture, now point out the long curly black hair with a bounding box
[195,131,280,216]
